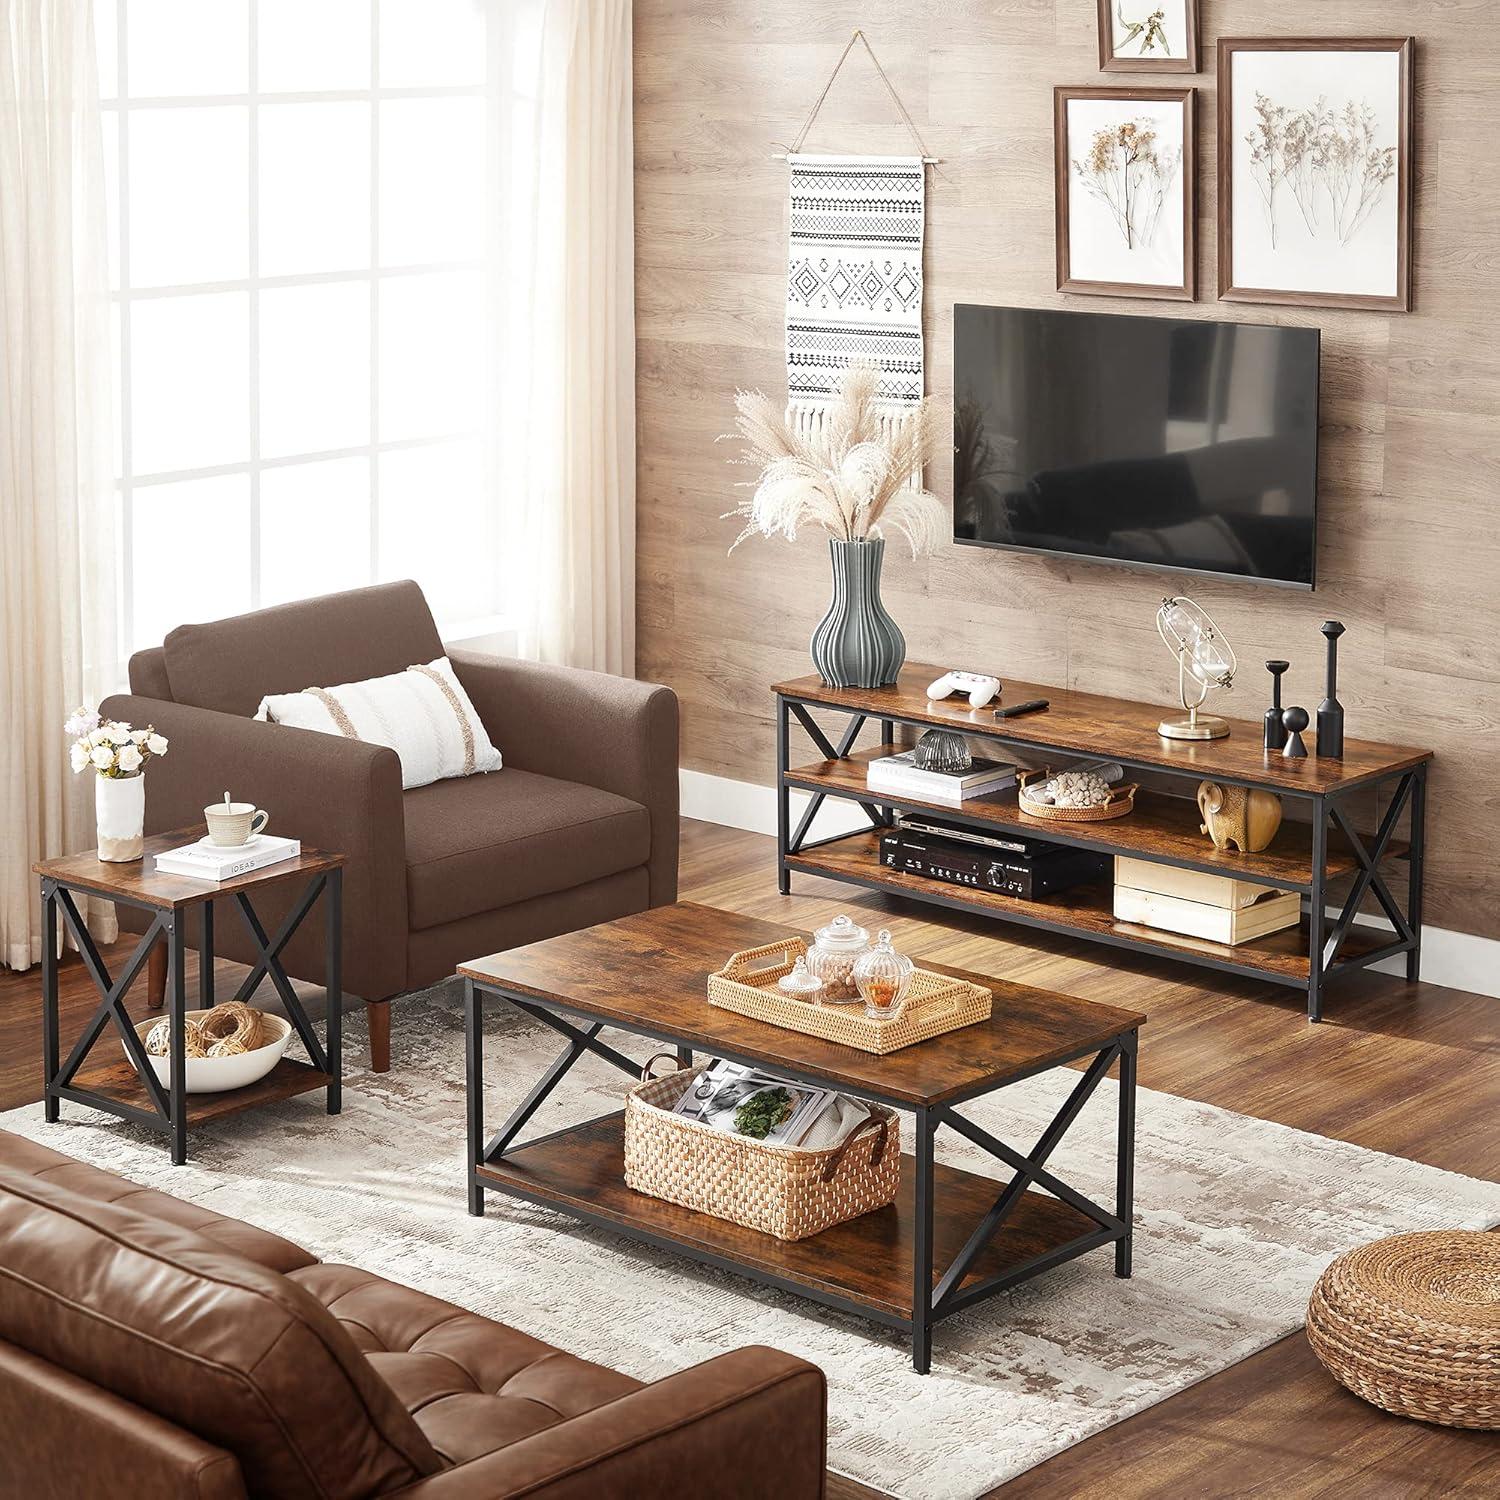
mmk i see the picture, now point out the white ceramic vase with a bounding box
[96,773,145,862]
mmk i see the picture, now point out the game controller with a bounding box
[925,671,1001,709]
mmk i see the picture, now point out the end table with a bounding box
[34,829,345,1164]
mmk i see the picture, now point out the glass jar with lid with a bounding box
[776,955,824,1003]
[853,929,915,1020]
[804,913,869,1003]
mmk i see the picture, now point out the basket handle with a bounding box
[640,1051,690,1083]
[820,1113,896,1182]
[717,937,808,984]
[1108,783,1139,806]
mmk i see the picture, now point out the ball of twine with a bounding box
[143,1002,265,1060]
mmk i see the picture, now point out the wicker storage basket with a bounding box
[1307,1230,1500,1430]
[1018,768,1137,822]
[623,1058,900,1241]
[708,939,991,1055]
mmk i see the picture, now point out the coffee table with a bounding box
[460,902,1144,1372]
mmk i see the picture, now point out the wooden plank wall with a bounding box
[632,2,1500,941]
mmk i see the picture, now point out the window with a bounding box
[98,0,497,654]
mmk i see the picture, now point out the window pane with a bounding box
[259,102,369,276]
[258,0,370,93]
[378,97,485,266]
[130,292,250,474]
[378,441,491,621]
[379,271,484,442]
[259,457,373,606]
[131,474,251,650]
[128,108,248,286]
[259,281,370,458]
[127,0,249,98]
[379,0,486,88]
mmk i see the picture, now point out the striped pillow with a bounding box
[256,656,502,790]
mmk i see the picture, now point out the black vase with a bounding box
[1317,621,1345,758]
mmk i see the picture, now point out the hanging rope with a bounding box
[777,29,940,164]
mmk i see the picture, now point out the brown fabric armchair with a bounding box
[101,582,678,1069]
[0,1129,827,1499]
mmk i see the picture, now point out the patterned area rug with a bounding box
[6,985,1498,1499]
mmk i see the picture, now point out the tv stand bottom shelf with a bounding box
[785,831,1390,987]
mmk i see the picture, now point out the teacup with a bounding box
[204,800,270,848]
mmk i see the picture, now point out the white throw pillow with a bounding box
[256,656,502,790]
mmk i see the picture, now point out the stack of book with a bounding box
[866,750,1016,806]
[154,835,301,883]
[1112,856,1300,946]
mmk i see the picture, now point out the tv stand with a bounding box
[772,665,1431,1022]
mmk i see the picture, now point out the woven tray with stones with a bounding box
[623,1057,900,1240]
[708,938,991,1055]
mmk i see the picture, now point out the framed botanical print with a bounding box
[1054,86,1196,301]
[1218,37,1414,311]
[1097,1,1198,74]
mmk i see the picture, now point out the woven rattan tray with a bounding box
[708,938,991,1054]
[1017,767,1138,822]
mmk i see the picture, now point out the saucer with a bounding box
[197,834,262,853]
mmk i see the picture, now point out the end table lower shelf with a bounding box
[67,1057,333,1130]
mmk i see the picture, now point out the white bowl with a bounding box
[126,1008,292,1094]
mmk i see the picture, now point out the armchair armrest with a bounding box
[385,1347,825,1500]
[99,694,409,1002]
[448,652,679,906]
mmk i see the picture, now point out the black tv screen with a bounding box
[953,303,1320,588]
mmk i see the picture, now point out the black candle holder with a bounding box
[1318,620,1346,758]
[1263,660,1289,752]
[1282,706,1310,759]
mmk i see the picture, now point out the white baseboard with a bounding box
[680,768,1499,1001]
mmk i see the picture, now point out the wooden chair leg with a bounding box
[145,943,167,1011]
[367,999,391,1073]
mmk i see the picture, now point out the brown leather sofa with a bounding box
[0,1130,827,1498]
[101,581,679,1071]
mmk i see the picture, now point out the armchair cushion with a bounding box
[403,769,650,930]
[162,579,444,717]
[291,1265,642,1466]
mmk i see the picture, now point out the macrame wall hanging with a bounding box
[776,30,939,455]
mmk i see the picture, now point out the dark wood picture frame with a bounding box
[1217,37,1414,312]
[1054,86,1196,302]
[1097,0,1199,74]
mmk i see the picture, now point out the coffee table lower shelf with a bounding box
[472,1112,1104,1327]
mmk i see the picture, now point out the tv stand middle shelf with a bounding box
[773,664,1432,1021]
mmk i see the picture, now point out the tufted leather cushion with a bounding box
[0,1131,315,1275]
[0,1169,442,1500]
[290,1265,643,1466]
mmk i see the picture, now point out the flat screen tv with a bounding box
[953,303,1320,589]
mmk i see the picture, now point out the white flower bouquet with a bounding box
[65,707,168,779]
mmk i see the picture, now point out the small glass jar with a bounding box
[776,955,824,1003]
[805,913,869,1003]
[853,929,914,1020]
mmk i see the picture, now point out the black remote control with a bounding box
[994,699,1049,720]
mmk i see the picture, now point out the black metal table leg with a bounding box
[325,868,342,1113]
[199,900,215,1008]
[465,979,484,1215]
[1308,795,1327,1022]
[1116,1031,1137,1278]
[1407,763,1426,981]
[40,880,59,1123]
[776,696,791,894]
[167,915,188,1165]
[911,1106,935,1374]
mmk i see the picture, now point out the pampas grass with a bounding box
[726,364,947,557]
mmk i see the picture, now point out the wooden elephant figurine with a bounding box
[1197,780,1283,854]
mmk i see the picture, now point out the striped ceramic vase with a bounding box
[810,537,906,689]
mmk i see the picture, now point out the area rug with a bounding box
[6,986,1498,1500]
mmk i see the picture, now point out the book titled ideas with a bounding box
[154,836,300,883]
[866,751,1016,806]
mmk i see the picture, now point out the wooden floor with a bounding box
[3,817,1496,1497]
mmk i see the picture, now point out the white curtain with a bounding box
[489,0,636,675]
[0,0,117,968]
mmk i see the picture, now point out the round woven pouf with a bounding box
[1307,1230,1500,1429]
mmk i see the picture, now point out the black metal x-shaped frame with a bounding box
[40,869,342,1164]
[465,977,1137,1373]
[776,692,1429,1023]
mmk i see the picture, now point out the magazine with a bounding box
[672,1061,840,1148]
